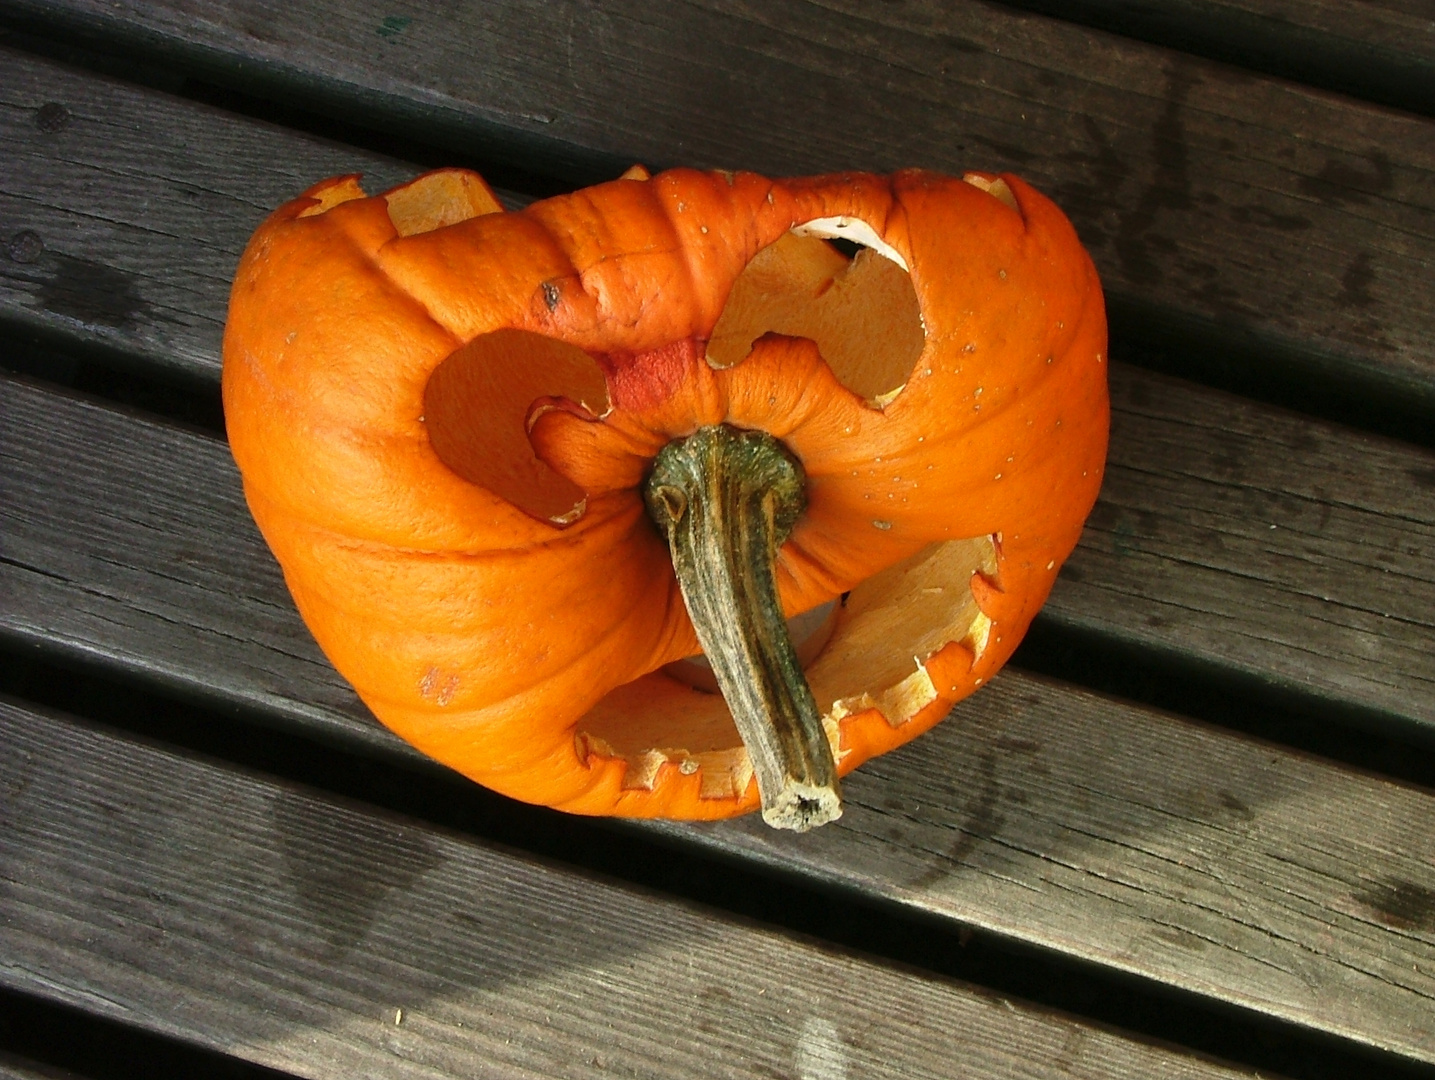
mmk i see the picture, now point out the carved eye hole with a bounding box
[424,328,608,524]
[706,220,924,408]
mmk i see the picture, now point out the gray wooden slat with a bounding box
[3,374,1433,1061]
[669,673,1435,1062]
[0,45,417,381]
[2,48,1433,734]
[3,1,1435,416]
[1056,366,1435,728]
[0,698,1262,1080]
[998,0,1435,116]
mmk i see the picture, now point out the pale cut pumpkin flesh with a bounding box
[384,168,505,236]
[707,231,924,405]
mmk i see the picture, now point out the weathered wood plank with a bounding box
[3,374,1433,1060]
[4,0,1435,416]
[2,49,1432,733]
[1056,368,1435,729]
[0,45,417,380]
[999,0,1435,116]
[671,669,1435,1061]
[0,698,1262,1080]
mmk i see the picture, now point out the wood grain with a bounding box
[2,48,1432,734]
[0,697,1263,1080]
[2,373,1433,1059]
[665,668,1435,1061]
[1057,364,1435,730]
[997,0,1435,116]
[3,0,1434,414]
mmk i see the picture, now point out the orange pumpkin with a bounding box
[223,164,1108,829]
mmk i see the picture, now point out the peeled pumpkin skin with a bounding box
[222,164,1109,824]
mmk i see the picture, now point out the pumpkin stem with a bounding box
[645,425,841,831]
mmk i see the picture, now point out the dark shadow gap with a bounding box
[0,325,225,436]
[0,987,297,1080]
[1013,617,1435,791]
[1109,298,1435,451]
[992,0,1434,120]
[0,21,583,196]
[0,647,1430,1080]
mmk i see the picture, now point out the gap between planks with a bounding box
[991,0,1435,117]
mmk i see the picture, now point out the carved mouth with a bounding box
[662,598,842,694]
[576,534,997,798]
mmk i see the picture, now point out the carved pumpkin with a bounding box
[223,164,1107,829]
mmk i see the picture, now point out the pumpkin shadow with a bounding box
[1,699,744,1071]
[666,668,1435,1008]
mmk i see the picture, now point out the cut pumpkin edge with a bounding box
[570,532,999,815]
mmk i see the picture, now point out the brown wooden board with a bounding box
[997,0,1435,116]
[3,1,1435,420]
[0,697,1268,1080]
[2,50,1433,736]
[3,374,1433,1060]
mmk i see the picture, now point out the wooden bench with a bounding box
[1,2,1433,1077]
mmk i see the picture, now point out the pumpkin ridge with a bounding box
[297,194,447,333]
[287,534,684,723]
[269,488,650,563]
[364,226,482,350]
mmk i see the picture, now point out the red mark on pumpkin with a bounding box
[595,336,702,411]
[419,666,460,706]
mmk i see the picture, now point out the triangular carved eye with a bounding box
[424,328,608,524]
[706,225,924,407]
